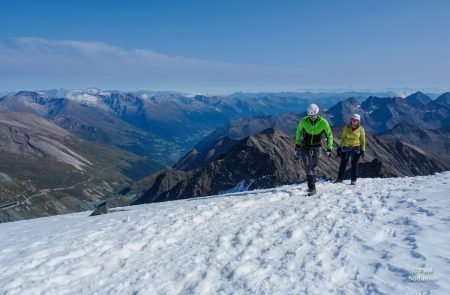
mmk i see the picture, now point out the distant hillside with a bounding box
[0,112,146,222]
[0,91,172,170]
[379,123,450,167]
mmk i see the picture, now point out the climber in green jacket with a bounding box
[295,103,333,195]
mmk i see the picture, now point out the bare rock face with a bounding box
[174,136,240,171]
[0,91,174,171]
[134,128,301,204]
[379,123,450,167]
[0,112,91,170]
[90,201,108,216]
[361,136,446,177]
[190,112,302,155]
[0,112,149,223]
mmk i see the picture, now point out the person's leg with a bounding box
[300,148,317,193]
[350,149,361,184]
[300,148,312,176]
[307,148,321,194]
[337,151,350,181]
[310,148,321,179]
[306,175,315,194]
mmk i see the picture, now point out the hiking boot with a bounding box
[306,175,317,196]
[308,185,317,196]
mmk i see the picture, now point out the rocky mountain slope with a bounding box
[0,91,171,171]
[379,123,450,167]
[0,112,145,222]
[132,127,445,204]
[178,91,450,163]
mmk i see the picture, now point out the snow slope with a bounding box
[1,173,449,294]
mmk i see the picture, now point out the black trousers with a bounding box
[337,147,361,181]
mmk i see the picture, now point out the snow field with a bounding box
[0,173,449,294]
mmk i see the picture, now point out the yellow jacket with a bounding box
[340,125,366,151]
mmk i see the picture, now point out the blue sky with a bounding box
[1,0,449,93]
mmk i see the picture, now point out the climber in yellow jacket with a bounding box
[336,114,366,185]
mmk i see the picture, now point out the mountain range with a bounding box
[1,89,402,175]
[130,91,450,205]
[1,89,450,221]
[326,91,450,132]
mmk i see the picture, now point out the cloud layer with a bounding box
[0,37,291,92]
[0,37,448,92]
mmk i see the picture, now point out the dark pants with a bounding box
[300,147,321,177]
[337,146,361,181]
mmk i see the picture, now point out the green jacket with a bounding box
[295,115,333,151]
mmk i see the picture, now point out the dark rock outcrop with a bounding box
[90,201,108,216]
[174,136,240,171]
[134,128,309,204]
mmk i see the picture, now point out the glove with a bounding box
[336,147,342,157]
[326,149,332,158]
[295,143,301,150]
[360,150,365,158]
[294,149,301,161]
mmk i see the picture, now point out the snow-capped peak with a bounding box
[66,92,99,103]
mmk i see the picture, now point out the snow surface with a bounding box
[1,173,449,294]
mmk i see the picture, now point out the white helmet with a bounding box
[351,114,361,121]
[307,104,319,116]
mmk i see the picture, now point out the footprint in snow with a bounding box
[416,207,435,217]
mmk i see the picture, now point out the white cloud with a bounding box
[1,37,447,92]
[0,37,289,91]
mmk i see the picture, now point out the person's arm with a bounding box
[339,127,346,147]
[336,127,346,156]
[295,120,304,145]
[360,127,366,152]
[323,120,333,151]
